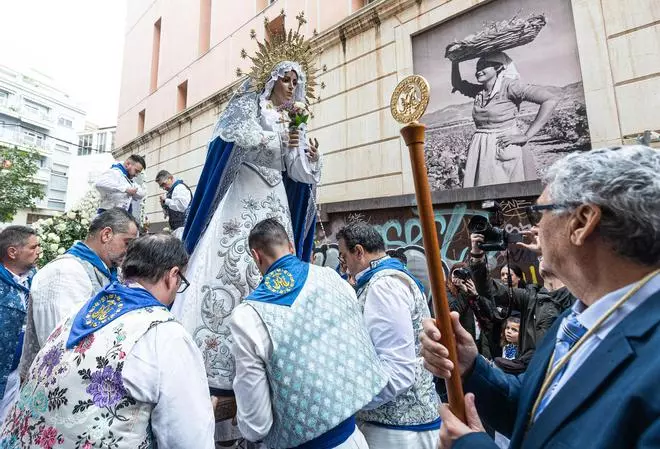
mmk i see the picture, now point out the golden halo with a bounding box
[237,12,319,103]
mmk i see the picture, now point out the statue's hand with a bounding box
[288,129,300,148]
[306,138,320,162]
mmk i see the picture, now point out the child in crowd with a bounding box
[500,314,520,360]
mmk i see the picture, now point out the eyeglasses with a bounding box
[525,204,569,226]
[177,271,190,294]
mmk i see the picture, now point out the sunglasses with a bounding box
[177,271,190,294]
[525,204,568,226]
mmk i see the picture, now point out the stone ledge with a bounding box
[319,180,543,219]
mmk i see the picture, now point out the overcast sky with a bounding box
[0,0,126,127]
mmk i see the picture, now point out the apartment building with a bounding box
[0,65,85,225]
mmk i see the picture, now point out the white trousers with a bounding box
[359,422,439,449]
[336,426,369,449]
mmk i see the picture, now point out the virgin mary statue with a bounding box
[173,22,322,396]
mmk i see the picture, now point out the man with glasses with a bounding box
[1,234,214,448]
[420,145,660,449]
[95,154,146,216]
[155,170,192,234]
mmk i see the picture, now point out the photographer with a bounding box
[469,230,564,374]
[445,263,500,360]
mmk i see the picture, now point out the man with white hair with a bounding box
[420,145,660,449]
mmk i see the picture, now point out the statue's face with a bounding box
[270,70,298,106]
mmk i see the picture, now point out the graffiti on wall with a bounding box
[320,197,542,284]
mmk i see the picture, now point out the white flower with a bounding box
[293,101,307,110]
[55,223,67,232]
[57,247,65,255]
[81,219,89,226]
[44,218,54,226]
[49,243,58,252]
[67,211,76,219]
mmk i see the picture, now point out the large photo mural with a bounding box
[412,0,590,191]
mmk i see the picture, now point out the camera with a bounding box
[452,268,472,281]
[467,200,523,252]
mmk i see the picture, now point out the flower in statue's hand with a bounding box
[277,100,310,129]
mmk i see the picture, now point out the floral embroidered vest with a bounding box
[246,265,387,449]
[0,306,174,449]
[356,269,440,427]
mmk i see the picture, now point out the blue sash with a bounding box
[169,179,184,192]
[293,416,356,449]
[0,264,30,295]
[111,163,129,178]
[66,241,118,283]
[66,282,166,348]
[355,257,425,297]
[368,417,442,432]
[246,254,309,307]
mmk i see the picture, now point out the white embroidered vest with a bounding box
[356,268,440,427]
[0,306,174,449]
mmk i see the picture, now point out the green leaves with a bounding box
[0,145,45,222]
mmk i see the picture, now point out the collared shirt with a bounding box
[164,182,192,213]
[355,258,417,409]
[29,257,101,346]
[542,272,660,406]
[95,165,145,211]
[8,269,30,308]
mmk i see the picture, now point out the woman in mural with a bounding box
[451,51,559,187]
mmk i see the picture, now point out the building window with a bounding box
[97,132,107,152]
[58,117,73,128]
[27,213,51,224]
[199,0,211,55]
[54,144,69,154]
[0,90,8,107]
[78,134,92,155]
[177,80,188,112]
[138,110,146,134]
[24,100,49,119]
[47,200,66,211]
[52,163,67,175]
[22,130,44,148]
[151,18,162,93]
[110,131,116,150]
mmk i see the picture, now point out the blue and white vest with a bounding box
[246,262,387,448]
[356,267,440,428]
[0,267,34,398]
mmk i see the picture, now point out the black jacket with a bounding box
[470,257,569,372]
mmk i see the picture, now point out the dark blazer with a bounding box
[455,289,660,449]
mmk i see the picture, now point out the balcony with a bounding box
[20,108,54,131]
[0,128,52,156]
